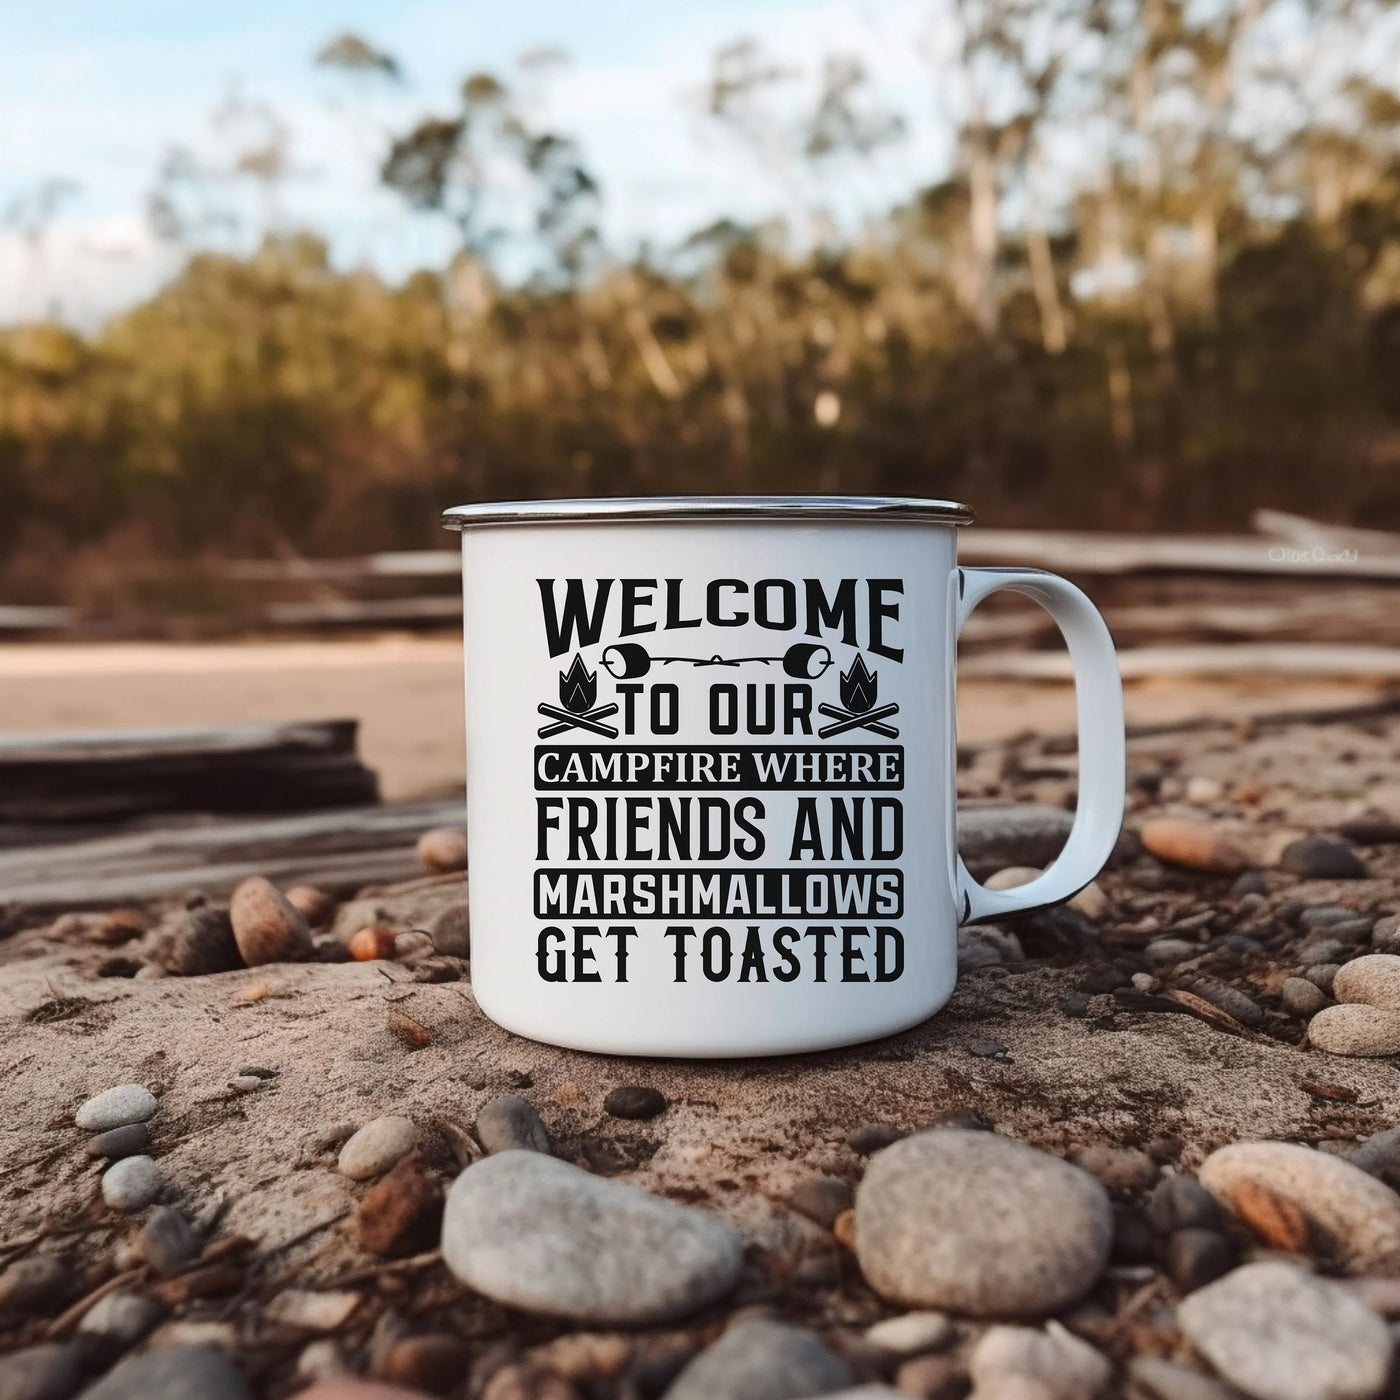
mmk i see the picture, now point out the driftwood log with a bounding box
[0,719,379,826]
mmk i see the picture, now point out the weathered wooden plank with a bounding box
[960,642,1400,680]
[0,800,466,909]
[958,530,1400,580]
[0,719,379,824]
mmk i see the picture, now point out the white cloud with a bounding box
[0,0,956,326]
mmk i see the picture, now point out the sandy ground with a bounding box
[0,636,1388,800]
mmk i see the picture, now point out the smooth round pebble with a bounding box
[376,1333,469,1393]
[1140,819,1249,875]
[154,906,241,976]
[229,876,313,967]
[662,1320,853,1400]
[286,885,338,928]
[1068,881,1108,920]
[787,1175,854,1229]
[139,1206,198,1276]
[0,1343,84,1400]
[80,1344,250,1400]
[1179,1261,1391,1400]
[864,1312,952,1356]
[1280,977,1329,1017]
[347,925,397,962]
[969,1323,1110,1400]
[1146,1174,1223,1235]
[1144,938,1198,966]
[984,866,1041,890]
[1334,955,1400,1011]
[416,827,467,873]
[1167,1228,1232,1293]
[85,1123,150,1161]
[79,1290,164,1345]
[1128,1356,1249,1400]
[0,1255,68,1314]
[603,1085,668,1120]
[1306,963,1342,993]
[853,1129,1112,1316]
[847,1123,905,1154]
[1073,1144,1158,1194]
[100,1155,162,1211]
[75,1085,157,1133]
[1309,1003,1400,1057]
[356,1158,443,1258]
[1280,835,1370,880]
[337,1117,417,1180]
[1199,1140,1400,1271]
[441,1149,744,1324]
[1349,1128,1400,1189]
[1372,914,1400,953]
[475,1094,550,1154]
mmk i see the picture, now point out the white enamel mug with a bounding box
[443,496,1124,1058]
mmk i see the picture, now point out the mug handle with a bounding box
[954,566,1125,924]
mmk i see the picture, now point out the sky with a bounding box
[0,0,949,327]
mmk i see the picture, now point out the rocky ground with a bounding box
[6,699,1400,1399]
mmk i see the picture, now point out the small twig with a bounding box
[316,1249,443,1291]
[46,1268,143,1339]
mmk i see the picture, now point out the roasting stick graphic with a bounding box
[601,642,833,680]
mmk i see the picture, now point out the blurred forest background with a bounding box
[3,0,1400,616]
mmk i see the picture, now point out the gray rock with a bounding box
[1306,963,1342,993]
[1372,914,1400,953]
[1280,977,1329,1017]
[100,1156,161,1211]
[1280,835,1371,880]
[854,1129,1112,1317]
[1178,1261,1391,1400]
[787,1175,854,1228]
[603,1085,668,1119]
[1300,905,1366,932]
[78,1291,163,1346]
[84,1125,149,1161]
[75,1086,157,1133]
[864,1312,952,1356]
[1190,981,1265,1028]
[1334,955,1400,1011]
[0,1256,67,1314]
[337,1116,416,1180]
[957,926,1025,970]
[1299,939,1350,967]
[1168,1228,1233,1293]
[1146,1175,1223,1235]
[441,1149,744,1324]
[663,1320,853,1400]
[969,1323,1111,1400]
[0,1343,83,1400]
[475,1094,551,1155]
[152,907,240,976]
[78,1344,250,1400]
[1128,1356,1245,1400]
[1199,1141,1400,1272]
[138,1208,198,1276]
[1349,1128,1400,1190]
[1145,938,1199,966]
[958,805,1075,869]
[1309,1003,1400,1057]
[425,900,470,958]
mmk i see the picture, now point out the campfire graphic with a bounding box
[537,654,620,738]
[817,653,900,738]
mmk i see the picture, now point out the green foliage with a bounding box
[2,5,1399,606]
